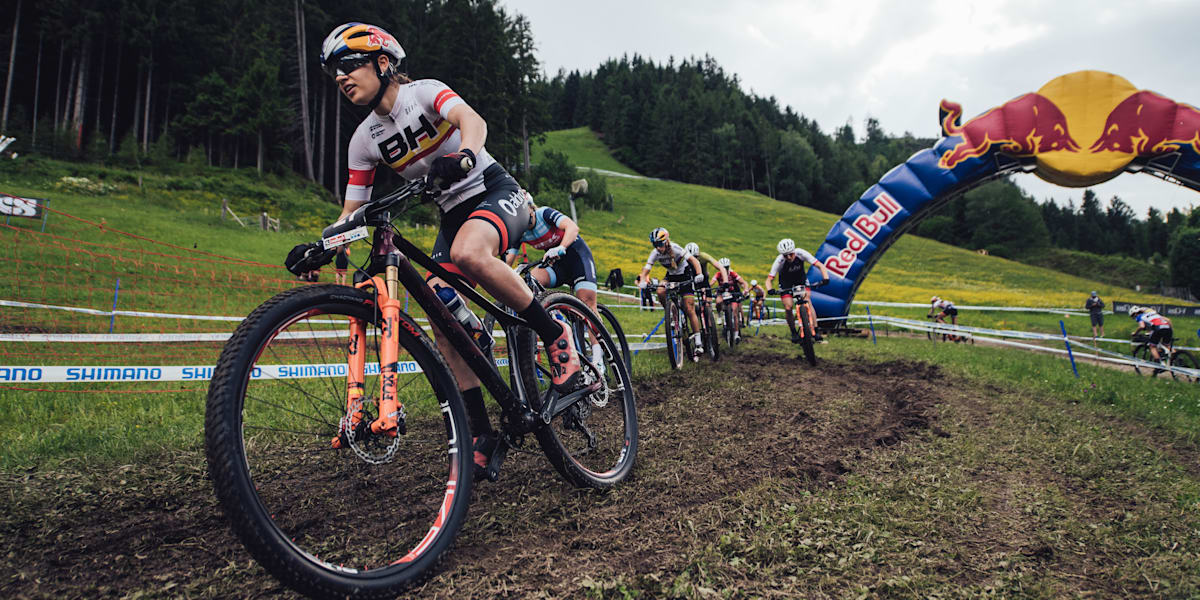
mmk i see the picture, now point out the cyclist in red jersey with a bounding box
[748,280,767,321]
[711,257,749,340]
[301,22,581,476]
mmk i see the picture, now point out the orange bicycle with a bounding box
[205,177,637,599]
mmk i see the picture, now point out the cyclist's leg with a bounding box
[682,289,703,352]
[781,294,797,338]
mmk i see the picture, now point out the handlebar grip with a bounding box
[459,154,475,172]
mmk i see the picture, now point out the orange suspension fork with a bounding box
[367,266,404,436]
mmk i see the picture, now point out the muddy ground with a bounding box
[0,336,1193,598]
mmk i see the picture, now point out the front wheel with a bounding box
[664,298,682,370]
[512,292,638,489]
[205,284,473,600]
[1169,349,1199,383]
[797,303,817,367]
[703,301,720,361]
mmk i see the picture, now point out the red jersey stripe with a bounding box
[434,89,460,113]
[347,168,376,186]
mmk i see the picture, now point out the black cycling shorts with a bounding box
[544,237,597,292]
[429,164,525,283]
[1150,327,1173,347]
[942,307,959,318]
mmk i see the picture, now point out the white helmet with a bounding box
[718,257,731,268]
[684,242,699,255]
[1128,305,1142,316]
[750,280,758,287]
[777,238,795,254]
[931,296,940,303]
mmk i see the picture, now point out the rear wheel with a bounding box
[797,302,817,367]
[1169,349,1199,383]
[512,292,638,489]
[1132,344,1164,377]
[205,285,473,600]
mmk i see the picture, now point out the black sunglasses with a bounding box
[325,54,374,78]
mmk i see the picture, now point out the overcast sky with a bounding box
[502,0,1200,217]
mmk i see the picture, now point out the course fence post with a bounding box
[633,315,666,357]
[866,306,877,345]
[1060,320,1079,378]
[108,278,120,334]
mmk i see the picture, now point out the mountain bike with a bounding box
[926,312,971,344]
[483,259,633,379]
[654,279,694,369]
[1131,332,1198,382]
[718,284,744,348]
[204,177,637,600]
[768,283,821,366]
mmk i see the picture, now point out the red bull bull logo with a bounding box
[1089,90,1200,155]
[937,71,1200,187]
[938,93,1082,169]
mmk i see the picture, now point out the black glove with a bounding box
[429,148,476,190]
[820,277,830,286]
[285,242,336,276]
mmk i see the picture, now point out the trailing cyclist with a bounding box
[504,191,604,369]
[748,279,766,321]
[637,228,707,357]
[764,238,829,343]
[711,257,749,341]
[929,296,958,326]
[684,242,728,286]
[1129,305,1173,363]
[300,22,581,476]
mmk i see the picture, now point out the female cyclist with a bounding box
[304,22,581,472]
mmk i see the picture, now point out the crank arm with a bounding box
[538,382,602,423]
[485,437,510,482]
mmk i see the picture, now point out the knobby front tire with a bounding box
[205,285,473,600]
[512,292,638,490]
[703,302,720,362]
[664,299,682,370]
[797,304,817,367]
[1132,344,1161,377]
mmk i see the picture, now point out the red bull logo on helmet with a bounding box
[937,71,1200,187]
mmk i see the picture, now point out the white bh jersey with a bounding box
[933,299,955,310]
[644,242,691,276]
[768,248,818,278]
[344,79,497,212]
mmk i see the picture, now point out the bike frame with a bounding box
[342,222,562,439]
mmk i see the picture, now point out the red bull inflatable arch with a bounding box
[808,70,1200,318]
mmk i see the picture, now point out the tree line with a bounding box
[0,0,539,199]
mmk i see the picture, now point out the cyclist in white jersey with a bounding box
[764,238,829,343]
[1130,306,1174,362]
[299,22,581,476]
[929,296,958,326]
[636,227,706,355]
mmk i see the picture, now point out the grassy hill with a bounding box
[531,128,1197,340]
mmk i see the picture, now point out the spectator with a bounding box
[334,247,351,286]
[1085,290,1104,338]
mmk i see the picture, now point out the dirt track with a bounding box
[2,336,1195,598]
[0,338,945,599]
